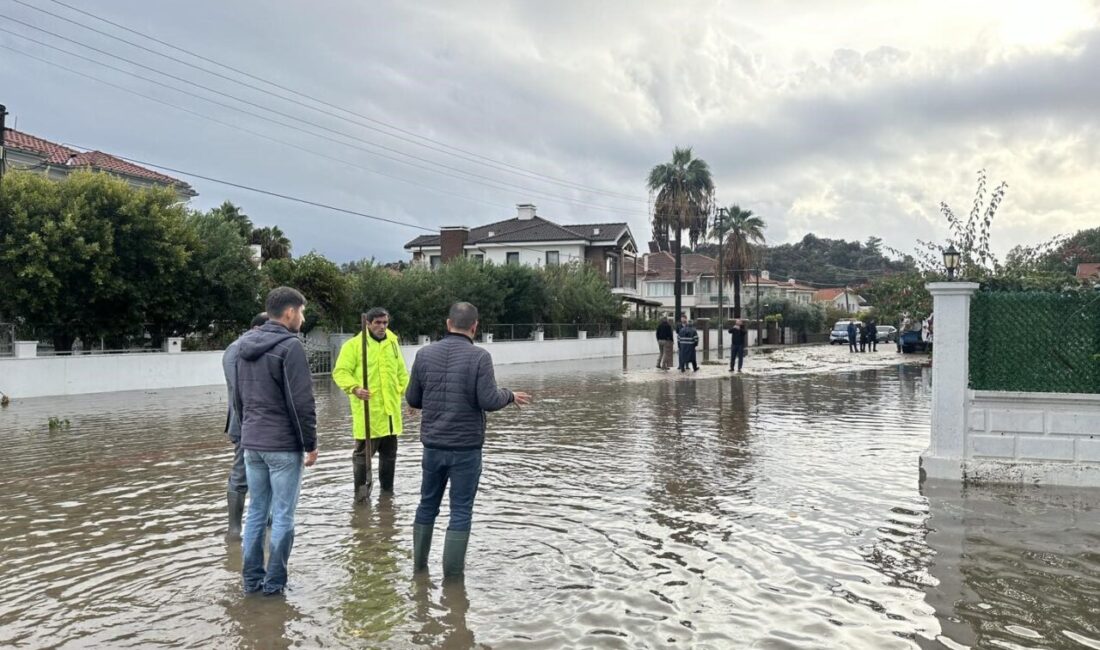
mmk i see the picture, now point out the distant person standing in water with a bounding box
[655,317,674,370]
[221,311,268,542]
[728,318,747,373]
[847,320,858,353]
[867,320,878,352]
[677,315,700,372]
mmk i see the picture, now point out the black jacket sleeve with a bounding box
[282,340,318,452]
[405,352,424,409]
[475,352,514,412]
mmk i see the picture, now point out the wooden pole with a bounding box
[622,317,628,372]
[361,314,373,493]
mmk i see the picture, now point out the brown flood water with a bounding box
[1,357,1098,649]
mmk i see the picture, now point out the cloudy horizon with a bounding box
[2,0,1098,265]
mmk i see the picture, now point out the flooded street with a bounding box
[1,356,1098,649]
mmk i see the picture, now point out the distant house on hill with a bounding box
[813,287,867,314]
[1076,263,1100,283]
[3,127,196,200]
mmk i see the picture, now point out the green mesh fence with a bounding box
[969,291,1100,394]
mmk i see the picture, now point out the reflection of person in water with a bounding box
[411,575,475,648]
[224,581,302,650]
[337,499,404,643]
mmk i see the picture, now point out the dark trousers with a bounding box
[678,345,698,371]
[415,447,483,532]
[227,438,248,493]
[848,337,857,352]
[353,435,398,491]
[729,344,745,371]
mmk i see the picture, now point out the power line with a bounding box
[0,14,648,217]
[0,43,515,212]
[0,19,651,218]
[12,0,646,203]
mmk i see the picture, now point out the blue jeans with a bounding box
[414,448,482,532]
[242,450,303,594]
[227,439,248,493]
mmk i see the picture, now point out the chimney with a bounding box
[517,203,536,220]
[643,254,649,273]
[440,226,469,263]
[761,270,770,280]
[788,278,796,286]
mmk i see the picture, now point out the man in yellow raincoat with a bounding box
[333,307,409,501]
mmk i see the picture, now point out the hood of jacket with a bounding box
[238,322,299,361]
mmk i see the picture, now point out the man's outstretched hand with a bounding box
[512,391,532,407]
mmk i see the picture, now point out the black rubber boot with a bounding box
[442,529,470,578]
[352,452,371,503]
[379,454,396,493]
[226,490,245,542]
[413,524,433,572]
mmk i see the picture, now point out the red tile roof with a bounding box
[1076,263,1100,280]
[4,128,192,192]
[814,288,847,301]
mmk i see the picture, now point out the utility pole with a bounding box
[715,207,726,360]
[844,285,850,313]
[0,104,8,188]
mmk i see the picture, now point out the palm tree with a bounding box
[713,205,766,318]
[210,201,253,241]
[251,225,292,262]
[647,147,714,320]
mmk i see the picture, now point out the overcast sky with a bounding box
[2,0,1098,264]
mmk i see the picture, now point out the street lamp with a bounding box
[943,245,961,280]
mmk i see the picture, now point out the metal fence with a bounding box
[481,323,615,342]
[969,290,1100,394]
[0,323,13,357]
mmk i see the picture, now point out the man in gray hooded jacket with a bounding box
[235,287,318,596]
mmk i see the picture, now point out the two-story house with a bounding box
[3,128,196,200]
[813,288,868,314]
[404,203,641,297]
[641,250,816,321]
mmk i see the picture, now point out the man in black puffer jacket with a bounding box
[405,302,531,578]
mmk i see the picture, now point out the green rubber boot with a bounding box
[413,524,433,572]
[442,529,470,578]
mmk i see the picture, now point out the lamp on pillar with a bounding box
[943,245,961,280]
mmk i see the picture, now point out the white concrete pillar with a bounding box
[533,331,545,342]
[417,335,431,346]
[578,330,587,340]
[164,337,183,354]
[921,282,979,481]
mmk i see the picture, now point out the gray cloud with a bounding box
[1,0,1097,264]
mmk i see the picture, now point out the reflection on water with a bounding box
[1,359,1098,648]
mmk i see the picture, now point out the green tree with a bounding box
[861,271,933,326]
[543,262,623,325]
[209,200,253,241]
[263,252,351,333]
[712,205,766,318]
[182,211,262,335]
[0,170,194,349]
[252,225,293,262]
[915,169,1007,278]
[648,147,714,320]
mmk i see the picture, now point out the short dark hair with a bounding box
[448,302,478,330]
[265,287,306,318]
[250,312,269,328]
[365,307,390,323]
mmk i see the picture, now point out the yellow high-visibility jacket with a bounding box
[332,330,409,439]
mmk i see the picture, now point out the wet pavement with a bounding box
[1,351,1098,649]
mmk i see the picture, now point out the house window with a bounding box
[698,278,714,294]
[545,251,560,266]
[429,255,441,270]
[647,282,674,297]
[683,282,695,296]
[506,252,520,265]
[472,254,484,264]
